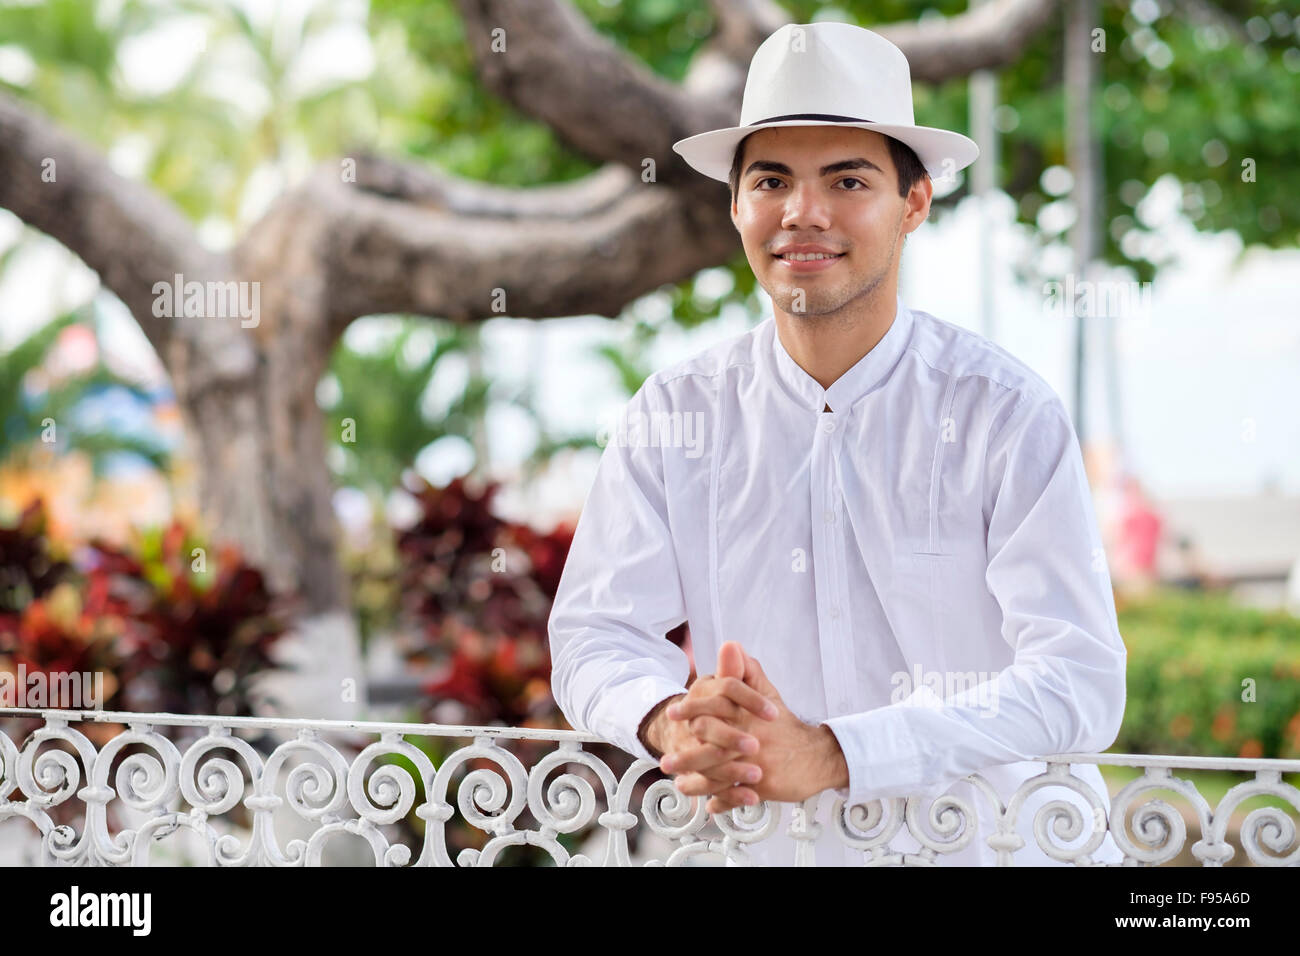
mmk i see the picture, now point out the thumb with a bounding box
[716,641,746,681]
[743,653,779,699]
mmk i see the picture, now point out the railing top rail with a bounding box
[4,707,1300,773]
[1046,752,1300,772]
[0,707,604,744]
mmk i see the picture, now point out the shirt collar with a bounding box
[768,294,914,413]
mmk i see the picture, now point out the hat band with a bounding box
[748,112,874,126]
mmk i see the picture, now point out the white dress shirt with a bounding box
[548,295,1128,866]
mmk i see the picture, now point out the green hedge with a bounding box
[1114,588,1300,760]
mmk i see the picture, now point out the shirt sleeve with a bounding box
[548,378,692,764]
[822,393,1129,807]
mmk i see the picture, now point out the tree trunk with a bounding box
[181,342,346,614]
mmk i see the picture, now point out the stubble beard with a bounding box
[777,239,898,332]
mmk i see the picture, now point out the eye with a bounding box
[755,177,783,189]
[839,177,867,190]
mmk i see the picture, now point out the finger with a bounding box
[707,792,755,815]
[665,691,748,728]
[675,770,758,801]
[714,675,779,721]
[687,714,759,754]
[667,694,742,725]
[707,787,760,814]
[695,759,762,787]
[662,741,735,775]
[716,641,746,681]
[673,771,734,797]
[743,654,778,700]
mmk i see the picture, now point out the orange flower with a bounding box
[1238,739,1264,759]
[1169,713,1194,739]
[1211,707,1235,743]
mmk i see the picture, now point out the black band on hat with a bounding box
[749,113,875,125]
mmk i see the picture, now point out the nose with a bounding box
[780,180,832,231]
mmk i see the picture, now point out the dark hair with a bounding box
[728,131,928,203]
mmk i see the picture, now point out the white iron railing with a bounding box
[1,708,1297,866]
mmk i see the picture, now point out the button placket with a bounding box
[811,410,852,716]
[828,462,859,715]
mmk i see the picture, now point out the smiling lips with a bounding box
[773,250,845,272]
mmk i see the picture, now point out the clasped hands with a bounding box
[646,641,843,815]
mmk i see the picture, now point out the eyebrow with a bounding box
[743,157,885,180]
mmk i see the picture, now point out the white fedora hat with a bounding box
[672,22,979,184]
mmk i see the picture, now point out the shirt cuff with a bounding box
[821,699,931,808]
[589,676,689,764]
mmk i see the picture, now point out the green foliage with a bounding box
[0,308,168,475]
[1088,3,1300,283]
[1115,588,1300,759]
[323,319,484,495]
[0,0,436,222]
[592,339,653,397]
[323,316,612,493]
[0,0,134,89]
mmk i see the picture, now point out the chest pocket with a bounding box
[885,371,963,665]
[888,550,957,670]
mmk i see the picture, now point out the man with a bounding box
[548,22,1127,866]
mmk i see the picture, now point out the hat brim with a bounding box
[672,120,979,185]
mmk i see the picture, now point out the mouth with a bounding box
[773,252,845,272]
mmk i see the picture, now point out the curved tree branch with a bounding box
[305,0,1061,337]
[0,91,231,367]
[877,0,1062,81]
[346,150,637,218]
[451,0,1060,192]
[453,0,718,187]
[263,163,735,339]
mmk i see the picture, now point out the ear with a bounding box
[901,174,933,236]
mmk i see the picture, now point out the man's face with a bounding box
[730,126,932,322]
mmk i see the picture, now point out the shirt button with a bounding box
[829,607,841,620]
[821,420,835,434]
[823,509,835,523]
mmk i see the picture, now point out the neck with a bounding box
[773,275,900,393]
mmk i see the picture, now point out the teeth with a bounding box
[781,253,842,261]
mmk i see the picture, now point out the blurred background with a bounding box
[1,0,1298,864]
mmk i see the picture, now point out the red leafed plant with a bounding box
[390,476,691,864]
[396,474,692,727]
[1,500,293,838]
[0,499,74,623]
[82,522,295,717]
[0,501,118,715]
[396,476,565,728]
[1,500,293,720]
